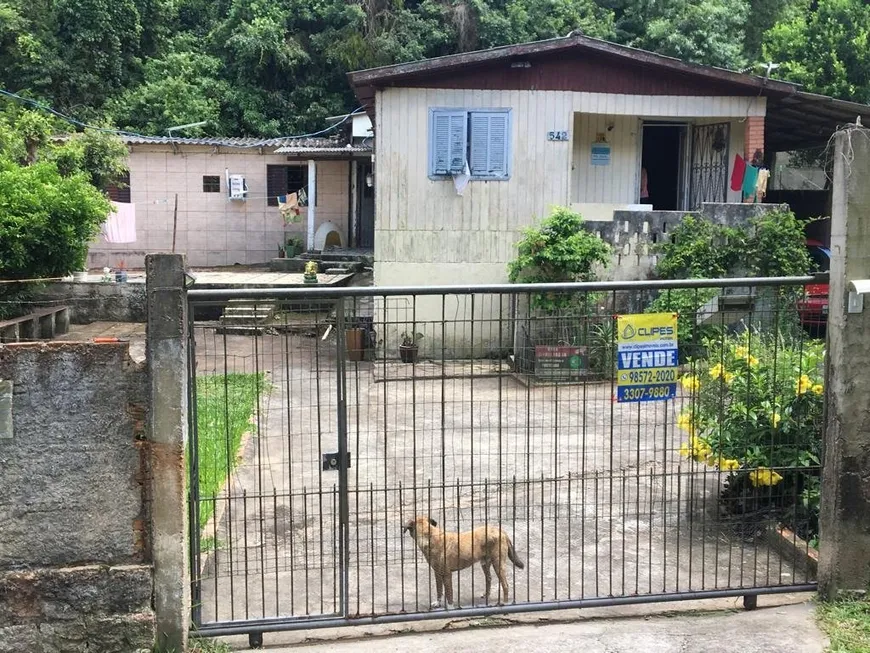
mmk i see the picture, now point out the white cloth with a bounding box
[101,202,137,244]
[453,161,471,196]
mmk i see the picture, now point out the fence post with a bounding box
[146,253,191,649]
[819,127,870,598]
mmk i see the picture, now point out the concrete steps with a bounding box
[216,300,278,335]
[269,248,374,274]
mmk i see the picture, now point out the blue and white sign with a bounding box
[591,143,611,166]
[616,313,679,403]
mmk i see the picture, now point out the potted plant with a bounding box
[399,332,424,363]
[285,236,304,258]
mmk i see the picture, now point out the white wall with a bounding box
[87,146,352,269]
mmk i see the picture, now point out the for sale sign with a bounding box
[616,313,678,402]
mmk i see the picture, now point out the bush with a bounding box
[0,159,111,279]
[508,206,610,311]
[677,330,824,540]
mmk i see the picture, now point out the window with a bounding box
[266,165,315,206]
[429,109,511,179]
[106,171,131,203]
[202,175,221,193]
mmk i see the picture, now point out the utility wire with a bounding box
[0,88,364,146]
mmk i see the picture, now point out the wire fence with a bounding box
[186,277,823,637]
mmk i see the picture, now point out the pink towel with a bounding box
[102,202,137,244]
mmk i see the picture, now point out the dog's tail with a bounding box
[507,539,525,570]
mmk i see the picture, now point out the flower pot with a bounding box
[345,328,365,362]
[399,343,419,364]
[115,269,128,283]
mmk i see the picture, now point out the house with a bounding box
[87,114,374,269]
[349,34,870,285]
[348,33,870,352]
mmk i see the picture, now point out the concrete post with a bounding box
[307,159,317,251]
[146,254,190,649]
[818,128,870,598]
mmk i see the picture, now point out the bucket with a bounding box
[346,328,365,362]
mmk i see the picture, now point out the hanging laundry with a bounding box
[730,154,746,192]
[453,160,471,196]
[101,202,137,244]
[278,193,302,223]
[297,187,309,208]
[755,168,770,201]
[741,164,759,201]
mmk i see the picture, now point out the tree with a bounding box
[764,0,870,104]
[0,108,127,284]
[612,0,750,70]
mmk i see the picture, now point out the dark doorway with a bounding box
[641,124,685,210]
[356,161,374,249]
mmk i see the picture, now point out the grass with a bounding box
[818,597,870,652]
[194,372,267,529]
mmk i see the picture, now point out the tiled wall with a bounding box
[88,146,352,269]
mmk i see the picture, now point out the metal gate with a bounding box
[187,277,821,643]
[689,122,730,209]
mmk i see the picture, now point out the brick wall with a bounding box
[744,116,765,162]
[0,342,154,653]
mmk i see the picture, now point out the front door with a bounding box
[689,122,730,209]
[357,162,374,249]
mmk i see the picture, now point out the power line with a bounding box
[0,88,364,145]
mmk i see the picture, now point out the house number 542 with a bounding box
[547,131,569,141]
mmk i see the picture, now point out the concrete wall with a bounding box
[32,281,146,324]
[0,342,154,652]
[88,145,353,269]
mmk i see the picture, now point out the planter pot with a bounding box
[115,270,128,283]
[399,343,419,364]
[345,328,365,362]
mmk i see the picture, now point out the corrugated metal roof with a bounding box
[120,135,369,150]
[273,143,371,154]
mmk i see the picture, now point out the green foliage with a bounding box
[653,214,741,280]
[765,0,870,105]
[1,0,869,136]
[194,373,267,529]
[678,331,824,540]
[648,209,812,358]
[508,206,611,311]
[0,109,127,290]
[0,159,110,278]
[818,597,870,653]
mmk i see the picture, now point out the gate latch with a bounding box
[322,452,351,472]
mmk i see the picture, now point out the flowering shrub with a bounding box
[677,330,824,541]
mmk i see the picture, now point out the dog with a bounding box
[403,515,524,609]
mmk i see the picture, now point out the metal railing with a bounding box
[186,275,825,641]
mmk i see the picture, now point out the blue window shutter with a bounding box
[469,111,510,178]
[430,110,467,176]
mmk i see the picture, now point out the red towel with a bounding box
[730,154,746,191]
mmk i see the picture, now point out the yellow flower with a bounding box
[772,412,782,428]
[723,371,736,384]
[709,363,724,380]
[719,458,741,472]
[679,442,691,459]
[747,355,759,366]
[677,412,694,433]
[680,375,700,392]
[749,467,784,487]
[811,384,824,396]
[796,374,812,395]
[734,346,749,359]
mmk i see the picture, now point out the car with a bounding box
[798,239,831,335]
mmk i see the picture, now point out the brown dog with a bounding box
[403,515,525,608]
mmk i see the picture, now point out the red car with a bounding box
[798,239,830,335]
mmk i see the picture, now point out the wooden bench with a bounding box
[0,306,70,343]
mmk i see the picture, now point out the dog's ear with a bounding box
[403,520,414,533]
[428,517,437,527]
